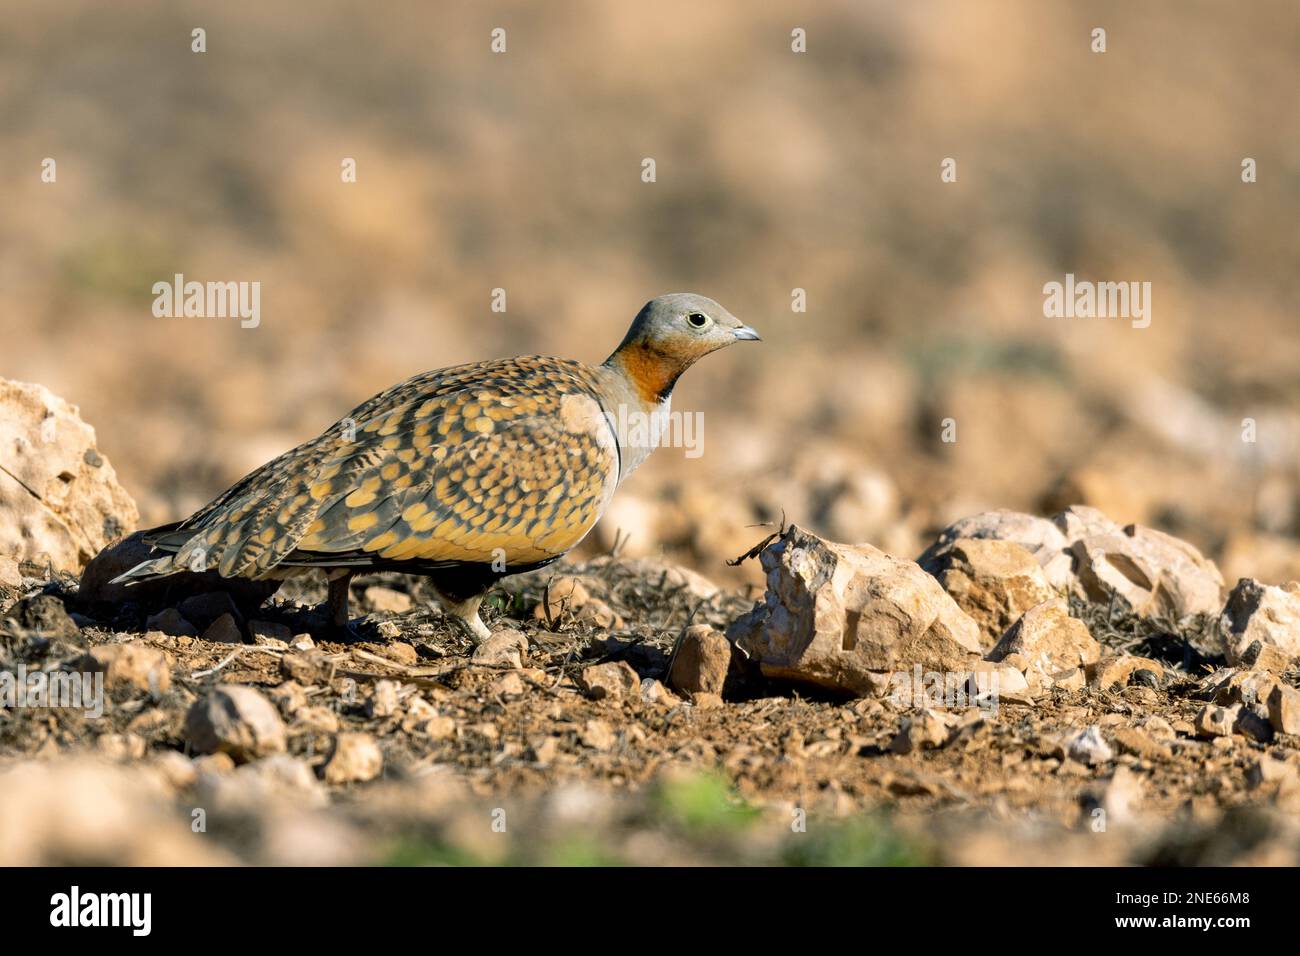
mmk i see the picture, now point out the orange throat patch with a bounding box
[611,342,684,405]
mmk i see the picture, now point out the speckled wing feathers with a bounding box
[136,357,621,580]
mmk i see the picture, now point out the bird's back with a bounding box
[135,355,624,581]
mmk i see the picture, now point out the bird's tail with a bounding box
[109,554,181,585]
[108,522,199,584]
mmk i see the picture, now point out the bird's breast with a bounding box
[605,394,672,482]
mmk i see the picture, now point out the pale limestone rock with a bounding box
[918,509,1073,589]
[988,599,1100,675]
[965,660,1036,706]
[921,506,1224,625]
[668,625,731,696]
[0,378,138,572]
[1195,704,1239,738]
[84,643,172,693]
[890,709,959,754]
[928,538,1057,649]
[729,526,982,696]
[1070,523,1223,621]
[322,732,383,784]
[1268,683,1300,736]
[1051,504,1123,542]
[1219,578,1300,666]
[184,684,287,762]
[1089,655,1165,691]
[579,661,641,701]
[471,629,528,668]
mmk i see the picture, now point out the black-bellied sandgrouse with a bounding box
[113,294,759,643]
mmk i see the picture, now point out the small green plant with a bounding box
[655,770,760,835]
[782,816,933,867]
[380,838,483,867]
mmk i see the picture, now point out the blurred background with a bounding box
[4,0,1300,587]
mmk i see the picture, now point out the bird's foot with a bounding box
[454,610,493,646]
[428,585,496,648]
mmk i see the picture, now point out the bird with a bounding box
[112,293,759,644]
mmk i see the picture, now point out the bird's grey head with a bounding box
[605,293,760,403]
[614,292,759,360]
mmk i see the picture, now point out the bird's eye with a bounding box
[686,312,710,329]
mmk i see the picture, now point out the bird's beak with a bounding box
[732,325,761,342]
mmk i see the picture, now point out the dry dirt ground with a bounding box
[3,545,1300,867]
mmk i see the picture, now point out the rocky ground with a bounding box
[5,378,1300,866]
[4,497,1300,865]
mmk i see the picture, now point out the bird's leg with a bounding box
[449,594,493,645]
[429,567,499,646]
[432,587,492,645]
[326,569,355,629]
